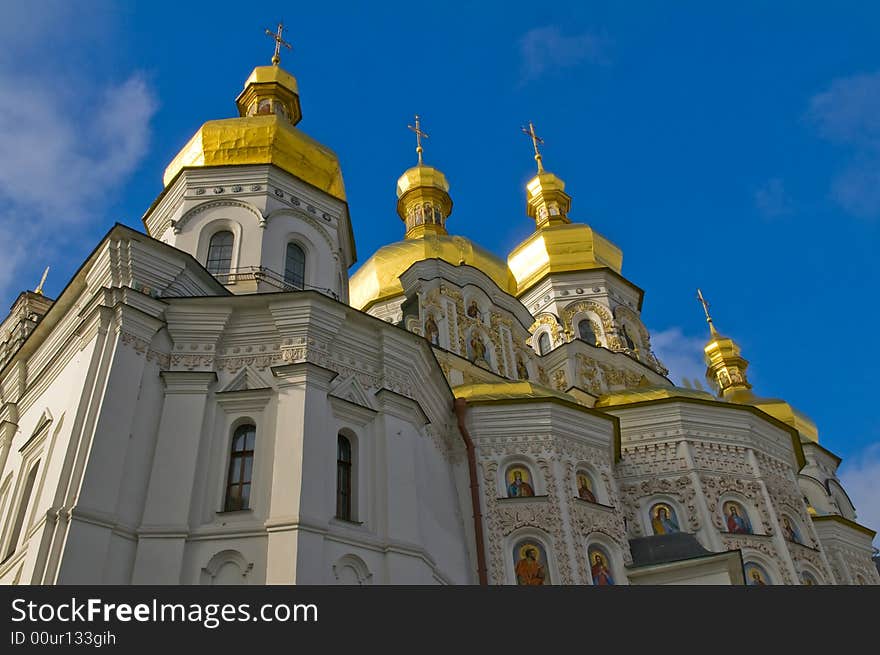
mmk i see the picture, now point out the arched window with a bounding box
[284,243,306,290]
[206,231,234,276]
[578,319,597,345]
[3,461,39,561]
[224,424,255,512]
[336,434,353,520]
[537,332,551,355]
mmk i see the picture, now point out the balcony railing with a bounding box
[212,266,339,300]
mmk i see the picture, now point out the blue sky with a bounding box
[1,2,878,532]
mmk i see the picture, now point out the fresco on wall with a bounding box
[744,562,771,586]
[513,540,549,585]
[588,545,615,585]
[506,466,535,498]
[424,314,439,345]
[781,516,802,544]
[650,502,681,535]
[576,471,597,503]
[800,571,818,585]
[723,500,753,534]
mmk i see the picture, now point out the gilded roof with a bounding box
[349,234,517,311]
[163,115,346,200]
[595,385,715,407]
[507,223,623,297]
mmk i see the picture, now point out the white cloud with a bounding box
[808,70,880,219]
[519,26,607,83]
[0,9,157,303]
[754,177,793,218]
[838,442,880,547]
[649,326,708,388]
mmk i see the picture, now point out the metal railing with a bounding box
[212,266,339,300]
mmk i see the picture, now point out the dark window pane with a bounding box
[240,484,250,509]
[284,243,305,289]
[245,429,255,451]
[243,457,253,483]
[207,231,234,275]
[230,456,242,483]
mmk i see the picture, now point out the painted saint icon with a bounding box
[800,571,818,586]
[576,471,597,503]
[588,546,615,585]
[506,467,535,498]
[468,333,488,366]
[781,516,802,544]
[424,314,439,346]
[744,562,771,586]
[513,540,548,585]
[650,502,681,535]
[723,501,753,534]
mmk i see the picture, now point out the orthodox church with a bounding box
[0,34,876,586]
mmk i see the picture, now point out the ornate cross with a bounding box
[265,22,292,65]
[696,288,719,335]
[408,114,429,165]
[521,120,545,172]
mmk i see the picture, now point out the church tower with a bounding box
[506,123,666,376]
[142,25,356,302]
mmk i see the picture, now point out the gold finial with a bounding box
[407,114,429,166]
[521,121,545,172]
[696,288,720,337]
[34,266,49,295]
[265,22,293,66]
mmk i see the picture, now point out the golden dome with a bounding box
[507,150,622,296]
[162,65,346,201]
[397,165,450,197]
[395,164,453,239]
[349,233,516,311]
[697,290,819,442]
[508,223,623,296]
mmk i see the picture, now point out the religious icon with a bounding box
[576,471,597,503]
[506,467,535,498]
[588,546,614,585]
[516,356,529,380]
[466,301,482,321]
[257,98,272,115]
[424,314,439,346]
[744,562,770,586]
[723,501,753,534]
[513,540,549,585]
[781,516,802,544]
[800,571,818,586]
[468,333,488,366]
[650,502,681,535]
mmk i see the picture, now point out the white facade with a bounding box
[0,64,877,587]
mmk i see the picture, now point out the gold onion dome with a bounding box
[507,122,622,297]
[162,62,346,201]
[697,290,819,442]
[350,116,516,311]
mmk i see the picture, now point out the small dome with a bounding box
[349,233,516,311]
[397,165,450,197]
[163,115,345,199]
